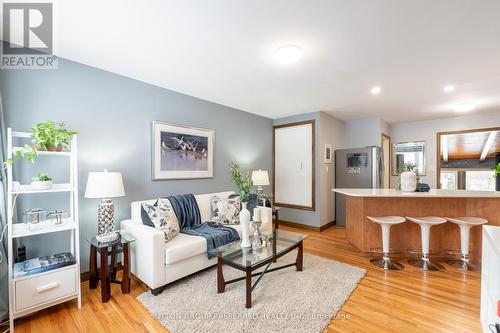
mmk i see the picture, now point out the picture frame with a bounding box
[324,144,333,164]
[152,121,214,180]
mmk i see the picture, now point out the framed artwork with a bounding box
[324,144,333,163]
[152,121,214,180]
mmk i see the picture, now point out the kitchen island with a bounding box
[332,188,500,264]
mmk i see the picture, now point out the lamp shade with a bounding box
[251,169,270,186]
[84,171,125,198]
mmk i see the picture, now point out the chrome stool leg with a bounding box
[408,253,445,271]
[370,252,404,270]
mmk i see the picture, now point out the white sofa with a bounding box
[121,191,272,295]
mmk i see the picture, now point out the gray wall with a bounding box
[0,58,273,272]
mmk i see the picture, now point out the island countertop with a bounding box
[332,188,500,198]
[332,187,500,264]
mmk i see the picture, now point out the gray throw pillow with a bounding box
[211,195,241,225]
[141,198,180,241]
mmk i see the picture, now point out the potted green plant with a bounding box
[31,172,53,191]
[494,163,500,191]
[2,120,77,169]
[31,120,77,151]
[229,161,253,248]
[3,145,37,168]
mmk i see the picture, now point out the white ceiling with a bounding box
[51,0,500,123]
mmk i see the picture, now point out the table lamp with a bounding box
[251,169,270,204]
[84,170,125,235]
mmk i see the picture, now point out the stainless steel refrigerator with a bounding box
[335,146,384,226]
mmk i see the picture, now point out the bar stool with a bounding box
[367,216,406,270]
[406,216,447,271]
[445,217,488,271]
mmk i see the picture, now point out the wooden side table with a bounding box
[87,231,135,302]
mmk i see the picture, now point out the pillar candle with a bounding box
[253,207,261,222]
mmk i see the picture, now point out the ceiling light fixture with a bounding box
[370,86,381,95]
[443,85,455,93]
[274,45,302,65]
[452,102,477,113]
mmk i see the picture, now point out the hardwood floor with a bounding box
[12,226,481,333]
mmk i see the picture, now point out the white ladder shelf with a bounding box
[6,128,81,333]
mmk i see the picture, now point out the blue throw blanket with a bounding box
[167,194,240,259]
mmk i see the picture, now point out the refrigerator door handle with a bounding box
[379,152,384,188]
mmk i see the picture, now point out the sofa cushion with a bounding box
[164,225,242,265]
[165,233,208,265]
[142,199,180,241]
[211,195,241,224]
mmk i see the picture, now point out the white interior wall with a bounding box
[319,112,346,226]
[390,111,500,188]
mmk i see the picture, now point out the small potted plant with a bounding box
[31,172,53,191]
[494,163,500,191]
[31,120,77,151]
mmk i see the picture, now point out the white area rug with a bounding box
[137,253,366,333]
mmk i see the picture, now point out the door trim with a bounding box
[272,120,316,211]
[381,133,391,188]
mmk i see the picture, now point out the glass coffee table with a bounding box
[209,229,308,308]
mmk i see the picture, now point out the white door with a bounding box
[273,121,315,210]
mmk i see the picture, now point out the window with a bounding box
[392,141,426,175]
[465,170,495,191]
[441,171,457,190]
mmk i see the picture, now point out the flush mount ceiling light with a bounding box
[274,45,302,65]
[443,85,456,93]
[453,102,477,113]
[370,86,382,95]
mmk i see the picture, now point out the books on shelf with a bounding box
[13,252,75,278]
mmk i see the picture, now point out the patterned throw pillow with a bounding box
[141,198,180,241]
[211,195,241,225]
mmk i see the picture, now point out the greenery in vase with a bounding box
[494,163,500,178]
[31,120,77,151]
[229,161,253,203]
[396,162,421,191]
[35,172,52,181]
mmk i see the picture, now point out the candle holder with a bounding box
[47,210,67,225]
[252,220,263,249]
[23,208,46,231]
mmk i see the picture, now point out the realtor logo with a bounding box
[1,1,58,69]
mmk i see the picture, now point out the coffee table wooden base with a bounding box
[217,240,303,309]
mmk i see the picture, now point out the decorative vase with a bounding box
[239,202,251,248]
[400,171,417,192]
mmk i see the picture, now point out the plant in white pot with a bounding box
[229,161,253,248]
[31,172,53,191]
[398,162,419,192]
